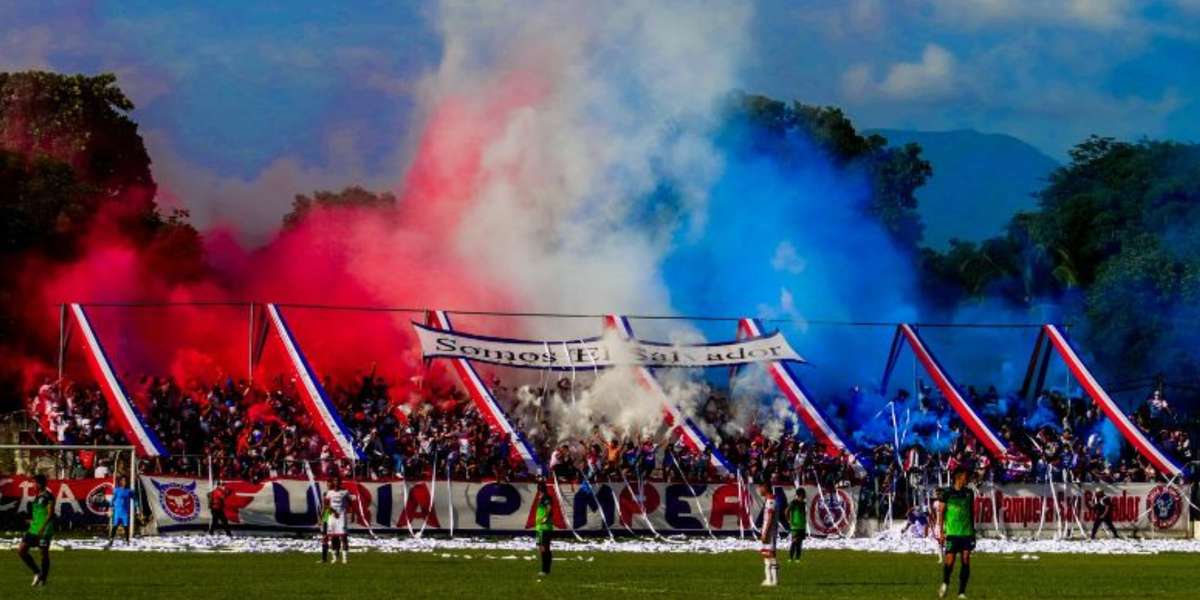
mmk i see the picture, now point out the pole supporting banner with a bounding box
[884,324,1009,459]
[264,303,362,460]
[737,318,859,470]
[425,310,542,475]
[1042,324,1182,478]
[69,303,167,457]
[602,314,733,475]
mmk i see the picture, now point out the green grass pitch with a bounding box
[2,548,1197,599]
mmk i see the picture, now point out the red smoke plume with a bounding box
[15,72,550,396]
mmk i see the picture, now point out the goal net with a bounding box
[0,444,139,542]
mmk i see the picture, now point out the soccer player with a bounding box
[937,467,976,599]
[17,474,54,587]
[105,475,133,547]
[322,475,353,564]
[757,483,779,587]
[208,480,232,536]
[786,488,807,562]
[534,480,553,577]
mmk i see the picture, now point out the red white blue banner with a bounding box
[1,476,122,527]
[264,304,362,460]
[883,324,1009,458]
[602,315,733,475]
[737,318,858,466]
[69,303,166,457]
[140,475,861,537]
[425,311,542,474]
[1042,325,1183,478]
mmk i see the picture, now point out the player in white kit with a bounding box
[758,483,779,587]
[322,475,354,564]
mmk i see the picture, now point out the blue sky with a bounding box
[2,0,1198,232]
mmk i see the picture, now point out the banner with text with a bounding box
[141,476,853,536]
[0,476,116,529]
[964,482,1191,538]
[412,324,803,370]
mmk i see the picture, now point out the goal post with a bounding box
[0,444,139,542]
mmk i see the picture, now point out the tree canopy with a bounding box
[920,137,1200,390]
[0,71,155,206]
[282,186,397,229]
[721,93,931,252]
[0,71,201,407]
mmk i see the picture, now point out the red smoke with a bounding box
[15,72,551,396]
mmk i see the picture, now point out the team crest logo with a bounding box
[151,479,200,522]
[808,489,854,536]
[1146,485,1182,530]
[86,483,114,516]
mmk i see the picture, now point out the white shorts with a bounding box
[326,513,347,536]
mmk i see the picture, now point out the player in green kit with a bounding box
[17,474,55,587]
[534,480,553,577]
[786,488,807,561]
[937,466,976,599]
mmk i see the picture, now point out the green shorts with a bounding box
[535,530,553,546]
[944,535,976,554]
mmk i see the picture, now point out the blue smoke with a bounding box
[659,120,917,390]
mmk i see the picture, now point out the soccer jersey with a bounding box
[940,487,975,537]
[111,486,132,518]
[535,499,553,532]
[760,497,778,553]
[787,499,807,533]
[325,489,351,516]
[28,490,55,537]
[324,489,351,536]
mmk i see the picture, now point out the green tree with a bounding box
[721,93,931,251]
[0,71,155,206]
[922,136,1200,388]
[282,186,397,228]
[0,71,202,409]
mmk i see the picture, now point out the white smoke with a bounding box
[414,2,785,445]
[505,330,718,444]
[422,1,752,319]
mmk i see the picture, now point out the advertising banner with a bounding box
[141,476,856,536]
[967,482,1190,538]
[0,476,116,528]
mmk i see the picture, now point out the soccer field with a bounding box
[2,548,1197,599]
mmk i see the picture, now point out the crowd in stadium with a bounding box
[21,369,1197,491]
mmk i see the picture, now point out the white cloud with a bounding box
[771,241,807,274]
[879,44,956,100]
[842,44,957,102]
[927,0,1137,30]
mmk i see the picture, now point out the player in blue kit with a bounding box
[106,475,134,547]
